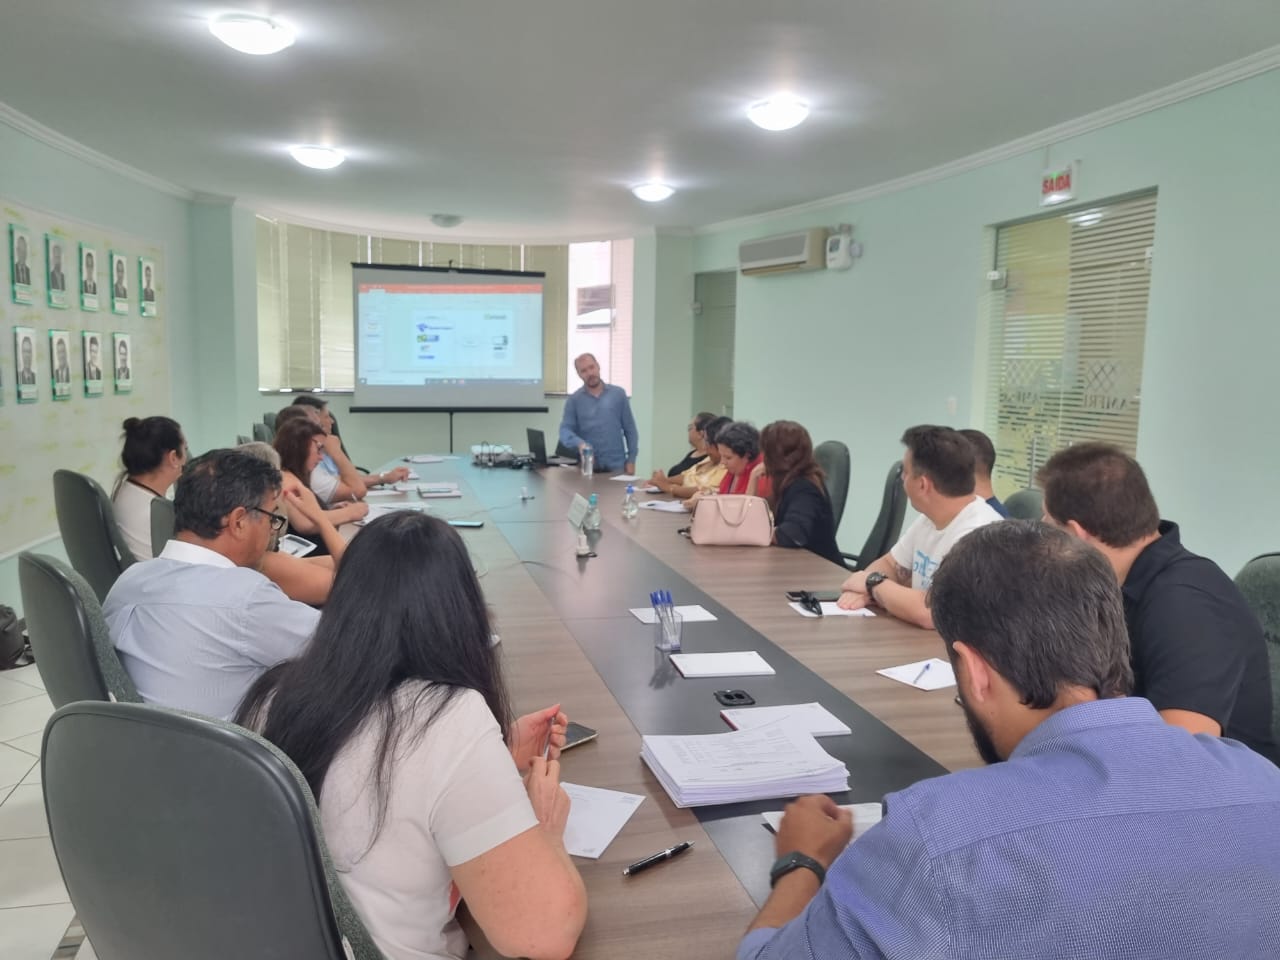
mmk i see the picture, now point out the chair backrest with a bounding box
[52,469,136,603]
[263,411,277,431]
[42,701,386,960]
[17,553,140,708]
[1004,487,1045,520]
[850,461,907,570]
[1234,552,1280,746]
[252,422,273,443]
[814,440,851,529]
[150,497,175,558]
[236,433,251,445]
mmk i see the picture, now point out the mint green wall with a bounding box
[690,70,1280,575]
[0,121,197,614]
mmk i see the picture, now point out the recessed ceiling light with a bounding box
[430,214,463,228]
[632,182,675,202]
[209,14,295,56]
[747,96,810,132]
[289,145,345,170]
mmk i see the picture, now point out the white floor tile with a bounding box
[0,696,54,747]
[0,902,75,960]
[0,786,48,841]
[5,732,43,759]
[0,743,37,792]
[0,837,68,909]
[19,763,40,787]
[0,677,44,708]
[4,665,45,691]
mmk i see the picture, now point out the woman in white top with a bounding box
[237,512,586,960]
[110,416,187,559]
[272,418,369,555]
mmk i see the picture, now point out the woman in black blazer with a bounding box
[758,420,843,566]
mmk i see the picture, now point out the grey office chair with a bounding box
[842,461,907,571]
[42,701,387,960]
[1004,487,1044,520]
[150,498,175,558]
[815,440,851,529]
[252,422,273,443]
[52,469,137,603]
[1234,552,1280,745]
[263,411,278,432]
[17,553,140,708]
[236,434,251,445]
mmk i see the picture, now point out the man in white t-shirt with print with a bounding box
[837,425,1002,628]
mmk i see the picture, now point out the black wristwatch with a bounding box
[864,571,887,601]
[769,851,827,888]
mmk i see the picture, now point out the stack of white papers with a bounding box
[761,803,882,840]
[788,601,876,619]
[416,483,462,499]
[640,500,687,514]
[354,503,427,525]
[407,454,445,463]
[629,604,717,624]
[611,474,642,482]
[640,722,849,808]
[561,783,645,859]
[669,651,774,677]
[720,702,852,737]
[876,658,956,690]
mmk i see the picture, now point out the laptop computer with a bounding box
[527,428,577,466]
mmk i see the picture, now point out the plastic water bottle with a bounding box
[585,493,602,531]
[581,444,594,478]
[622,484,639,520]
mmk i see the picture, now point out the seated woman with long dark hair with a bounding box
[237,513,586,960]
[272,418,368,555]
[758,420,843,565]
[111,415,187,559]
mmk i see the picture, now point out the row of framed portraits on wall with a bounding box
[9,326,133,402]
[9,224,159,317]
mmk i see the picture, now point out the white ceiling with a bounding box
[3,1,1279,240]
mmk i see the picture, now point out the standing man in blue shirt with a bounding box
[740,521,1280,960]
[558,353,638,473]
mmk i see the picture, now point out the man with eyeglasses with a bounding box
[104,449,321,720]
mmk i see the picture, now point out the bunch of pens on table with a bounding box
[649,590,675,628]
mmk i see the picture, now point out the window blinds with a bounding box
[985,192,1157,495]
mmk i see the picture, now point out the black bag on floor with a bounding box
[0,605,29,669]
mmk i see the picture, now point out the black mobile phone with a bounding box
[562,721,598,751]
[448,520,484,528]
[785,590,840,603]
[714,689,755,707]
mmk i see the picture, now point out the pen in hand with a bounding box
[622,841,694,877]
[912,662,932,686]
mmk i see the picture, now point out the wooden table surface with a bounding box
[349,461,978,959]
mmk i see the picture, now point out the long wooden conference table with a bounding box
[356,458,978,959]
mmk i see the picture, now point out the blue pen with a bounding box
[912,662,932,685]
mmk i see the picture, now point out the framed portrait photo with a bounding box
[109,250,130,315]
[46,235,70,309]
[10,225,34,305]
[13,325,39,403]
[139,257,158,317]
[83,330,105,397]
[80,243,101,311]
[49,329,72,401]
[112,331,133,394]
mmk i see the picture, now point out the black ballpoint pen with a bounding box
[622,841,694,877]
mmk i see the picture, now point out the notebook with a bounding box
[668,651,774,677]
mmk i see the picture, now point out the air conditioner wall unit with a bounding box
[739,228,829,276]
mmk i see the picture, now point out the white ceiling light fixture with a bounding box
[209,14,296,55]
[747,96,810,132]
[632,182,675,202]
[430,214,463,228]
[289,145,346,170]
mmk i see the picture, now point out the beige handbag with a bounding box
[689,495,774,546]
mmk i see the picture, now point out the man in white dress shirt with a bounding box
[104,449,320,719]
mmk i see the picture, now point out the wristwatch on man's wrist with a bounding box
[864,571,887,601]
[769,851,827,888]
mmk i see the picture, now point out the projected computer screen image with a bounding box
[352,264,546,410]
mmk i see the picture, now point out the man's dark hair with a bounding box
[692,411,716,432]
[291,394,327,412]
[929,520,1133,709]
[901,425,976,497]
[715,421,760,460]
[275,404,314,428]
[175,450,282,539]
[703,415,733,445]
[959,428,996,476]
[1037,442,1159,547]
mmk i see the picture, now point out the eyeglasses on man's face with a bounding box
[247,505,288,533]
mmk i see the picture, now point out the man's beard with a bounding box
[958,691,1003,765]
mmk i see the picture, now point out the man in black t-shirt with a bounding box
[1039,443,1276,764]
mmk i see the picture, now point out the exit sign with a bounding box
[1040,162,1077,206]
